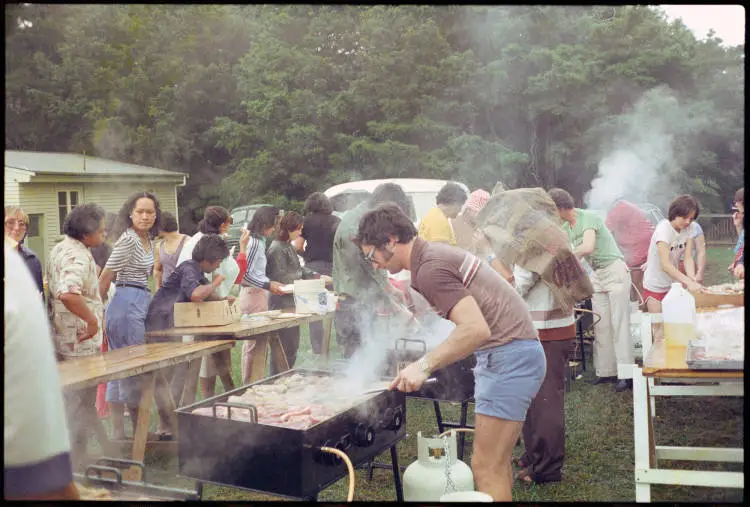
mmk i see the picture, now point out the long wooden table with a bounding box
[632,312,744,502]
[58,340,235,482]
[145,311,335,384]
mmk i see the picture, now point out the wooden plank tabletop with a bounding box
[58,340,235,392]
[145,310,332,339]
[643,340,744,379]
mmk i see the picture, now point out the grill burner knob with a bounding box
[389,407,404,430]
[353,424,375,447]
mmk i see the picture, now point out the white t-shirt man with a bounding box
[4,246,73,496]
[643,220,697,293]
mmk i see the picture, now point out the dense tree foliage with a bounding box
[6,5,743,230]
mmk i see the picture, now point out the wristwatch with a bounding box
[417,356,432,377]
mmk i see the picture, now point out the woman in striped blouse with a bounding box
[98,191,161,441]
[238,206,285,384]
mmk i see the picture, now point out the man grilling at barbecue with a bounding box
[353,203,546,502]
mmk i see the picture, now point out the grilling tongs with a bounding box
[360,377,437,395]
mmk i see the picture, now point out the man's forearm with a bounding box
[424,323,488,372]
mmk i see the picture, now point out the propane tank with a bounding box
[403,430,474,501]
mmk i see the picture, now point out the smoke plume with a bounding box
[584,85,713,212]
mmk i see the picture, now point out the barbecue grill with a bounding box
[175,368,406,501]
[74,458,199,501]
[381,338,476,461]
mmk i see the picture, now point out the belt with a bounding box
[115,282,149,292]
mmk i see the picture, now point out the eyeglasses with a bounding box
[364,247,376,262]
[4,219,27,230]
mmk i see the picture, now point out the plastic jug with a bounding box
[662,282,697,347]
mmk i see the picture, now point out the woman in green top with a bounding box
[548,188,634,392]
[266,212,328,373]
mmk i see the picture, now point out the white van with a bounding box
[324,178,470,225]
[324,178,470,282]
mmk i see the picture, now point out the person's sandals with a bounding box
[515,468,535,484]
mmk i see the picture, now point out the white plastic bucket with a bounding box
[440,491,493,502]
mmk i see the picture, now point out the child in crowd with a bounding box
[145,233,230,439]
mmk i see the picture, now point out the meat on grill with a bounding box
[192,373,376,430]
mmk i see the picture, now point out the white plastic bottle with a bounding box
[662,282,697,347]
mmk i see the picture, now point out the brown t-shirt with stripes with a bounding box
[409,238,538,350]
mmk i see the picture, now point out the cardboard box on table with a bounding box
[173,300,241,327]
[692,291,744,309]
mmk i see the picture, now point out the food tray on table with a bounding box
[685,340,744,371]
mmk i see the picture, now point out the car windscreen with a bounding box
[230,209,247,223]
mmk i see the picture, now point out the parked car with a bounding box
[226,204,273,256]
[323,178,470,225]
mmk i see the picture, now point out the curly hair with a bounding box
[354,203,418,249]
[191,233,230,263]
[63,203,106,241]
[304,192,333,215]
[199,206,230,234]
[112,191,162,240]
[276,211,304,242]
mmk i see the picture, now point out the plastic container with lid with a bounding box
[662,282,697,347]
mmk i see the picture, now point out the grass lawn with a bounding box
[91,248,743,501]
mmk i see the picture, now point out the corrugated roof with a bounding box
[4,150,187,178]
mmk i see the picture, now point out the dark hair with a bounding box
[668,194,700,221]
[371,183,415,221]
[112,191,162,240]
[304,192,333,215]
[199,206,230,234]
[276,211,304,242]
[354,203,418,249]
[436,182,468,206]
[548,188,576,210]
[160,211,179,233]
[63,203,106,241]
[248,206,280,237]
[104,212,118,234]
[191,233,230,263]
[734,188,744,206]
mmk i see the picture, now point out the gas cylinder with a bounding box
[403,430,474,501]
[662,282,697,347]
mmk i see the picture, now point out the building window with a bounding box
[58,191,79,233]
[28,214,41,237]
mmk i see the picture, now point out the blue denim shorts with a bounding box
[474,339,547,422]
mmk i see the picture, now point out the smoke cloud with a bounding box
[584,85,713,212]
[335,287,455,398]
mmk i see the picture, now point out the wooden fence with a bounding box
[698,214,738,246]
